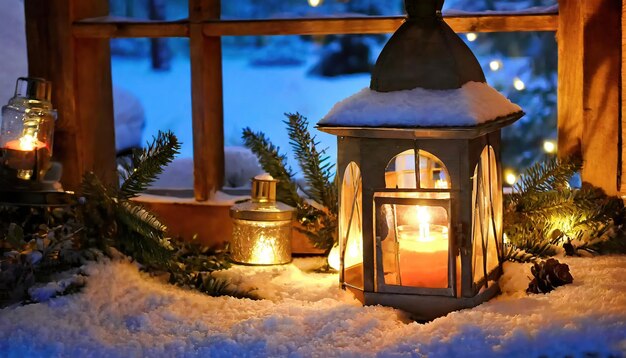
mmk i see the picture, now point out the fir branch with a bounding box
[242,127,302,207]
[511,156,580,200]
[120,130,180,199]
[284,113,337,214]
[115,201,168,243]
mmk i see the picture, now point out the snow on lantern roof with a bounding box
[318,81,522,128]
[318,0,523,129]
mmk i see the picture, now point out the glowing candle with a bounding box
[395,206,449,288]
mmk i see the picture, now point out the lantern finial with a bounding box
[405,0,444,19]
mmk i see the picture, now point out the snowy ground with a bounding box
[1,256,625,357]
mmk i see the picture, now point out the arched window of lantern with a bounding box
[384,149,451,190]
[471,145,502,289]
[340,162,363,289]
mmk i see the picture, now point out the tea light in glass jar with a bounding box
[229,174,295,265]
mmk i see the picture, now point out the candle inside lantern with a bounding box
[1,134,49,180]
[395,205,449,288]
[250,235,278,265]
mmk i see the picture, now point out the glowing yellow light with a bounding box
[328,244,340,271]
[503,233,510,244]
[513,77,525,91]
[505,170,517,186]
[308,0,322,7]
[543,140,556,154]
[489,60,502,71]
[416,206,431,242]
[466,33,477,42]
[434,179,449,189]
[250,235,277,265]
[18,134,37,151]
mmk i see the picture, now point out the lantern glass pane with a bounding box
[377,201,449,289]
[472,146,502,286]
[385,150,450,189]
[340,162,363,289]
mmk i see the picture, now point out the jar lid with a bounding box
[230,200,295,221]
[14,77,52,103]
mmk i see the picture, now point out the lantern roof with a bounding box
[317,0,523,130]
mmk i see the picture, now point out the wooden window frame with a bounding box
[22,0,622,243]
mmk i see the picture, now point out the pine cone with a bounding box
[526,258,573,294]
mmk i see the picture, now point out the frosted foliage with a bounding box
[1,256,625,356]
[472,146,501,285]
[319,81,522,127]
[231,219,292,265]
[341,162,363,288]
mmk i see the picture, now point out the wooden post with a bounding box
[622,1,626,192]
[189,0,224,201]
[558,0,621,195]
[24,0,117,191]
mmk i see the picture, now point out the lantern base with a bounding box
[0,161,73,206]
[349,283,501,321]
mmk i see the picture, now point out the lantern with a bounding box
[0,77,56,188]
[229,174,295,265]
[317,0,524,320]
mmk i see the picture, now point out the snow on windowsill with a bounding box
[319,81,522,128]
[1,255,625,356]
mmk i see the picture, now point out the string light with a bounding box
[489,60,502,71]
[466,33,477,42]
[543,140,556,154]
[504,170,517,186]
[513,77,525,91]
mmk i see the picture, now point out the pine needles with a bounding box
[243,113,337,252]
[1,131,242,306]
[120,131,180,199]
[504,156,626,259]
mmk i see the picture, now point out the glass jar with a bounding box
[0,77,56,182]
[229,174,295,265]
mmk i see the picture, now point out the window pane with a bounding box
[463,31,557,177]
[0,0,28,107]
[385,149,450,190]
[223,35,378,171]
[377,202,449,289]
[109,0,188,21]
[110,38,193,190]
[443,0,556,12]
[222,1,404,19]
[340,162,363,289]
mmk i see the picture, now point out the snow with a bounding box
[1,255,625,356]
[319,81,522,128]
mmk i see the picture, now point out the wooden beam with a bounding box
[204,14,558,36]
[558,0,621,195]
[73,18,188,38]
[72,13,558,39]
[25,0,117,190]
[557,0,583,158]
[189,0,224,201]
[621,1,626,193]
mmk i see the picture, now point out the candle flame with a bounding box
[416,206,431,242]
[18,134,37,151]
[250,236,277,265]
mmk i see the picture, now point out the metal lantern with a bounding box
[229,174,295,265]
[0,77,56,184]
[317,0,524,320]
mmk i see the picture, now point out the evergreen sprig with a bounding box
[243,114,338,252]
[120,131,180,199]
[0,131,240,307]
[242,128,302,208]
[504,156,626,257]
[285,113,337,213]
